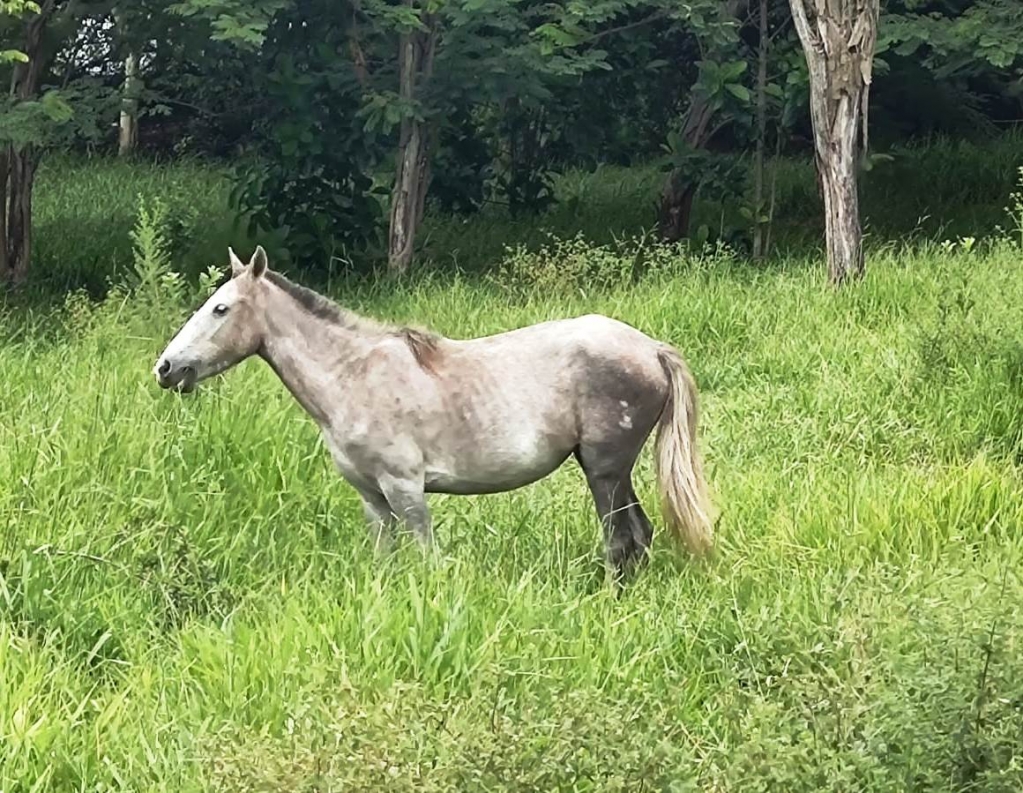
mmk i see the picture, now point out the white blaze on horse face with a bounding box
[154,277,261,389]
[619,400,633,429]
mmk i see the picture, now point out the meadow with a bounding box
[2,139,1023,791]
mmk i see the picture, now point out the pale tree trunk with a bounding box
[788,0,879,285]
[118,50,140,156]
[0,0,55,287]
[388,10,438,274]
[751,0,769,260]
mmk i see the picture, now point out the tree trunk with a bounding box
[751,0,769,260]
[658,172,698,242]
[0,147,40,287]
[389,117,432,273]
[788,0,879,285]
[119,50,140,156]
[817,96,862,283]
[0,0,56,287]
[657,0,749,243]
[387,11,438,274]
[657,92,715,242]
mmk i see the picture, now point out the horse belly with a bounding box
[424,429,574,495]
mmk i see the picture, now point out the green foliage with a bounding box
[0,90,72,149]
[162,0,385,269]
[165,0,688,267]
[169,0,292,46]
[0,1,129,151]
[428,109,492,215]
[661,134,748,199]
[874,1,1023,140]
[1002,165,1023,248]
[493,102,560,217]
[0,0,38,63]
[1,0,1021,281]
[224,0,385,271]
[128,194,184,306]
[491,230,735,296]
[695,57,750,109]
[881,0,1023,75]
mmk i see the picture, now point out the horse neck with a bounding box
[257,283,374,427]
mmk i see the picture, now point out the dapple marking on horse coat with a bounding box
[153,246,714,578]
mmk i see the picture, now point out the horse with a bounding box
[153,246,714,579]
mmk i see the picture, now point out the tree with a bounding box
[172,0,636,274]
[114,9,138,156]
[0,0,63,286]
[788,0,879,285]
[362,0,627,272]
[0,1,127,286]
[169,0,386,269]
[383,0,438,273]
[657,0,751,243]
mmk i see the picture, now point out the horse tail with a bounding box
[654,346,714,557]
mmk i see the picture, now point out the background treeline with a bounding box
[0,0,1021,290]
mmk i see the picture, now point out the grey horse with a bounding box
[154,246,714,579]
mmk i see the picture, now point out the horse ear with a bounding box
[250,245,268,279]
[229,247,246,278]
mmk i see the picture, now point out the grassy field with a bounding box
[2,146,1023,790]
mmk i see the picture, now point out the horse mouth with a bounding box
[157,365,197,393]
[175,367,197,393]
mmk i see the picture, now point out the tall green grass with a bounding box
[30,154,236,294]
[2,175,1023,789]
[25,131,1023,294]
[4,140,1023,790]
[420,131,1023,268]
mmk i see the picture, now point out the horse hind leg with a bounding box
[625,485,654,564]
[608,482,656,582]
[575,448,652,583]
[573,355,667,581]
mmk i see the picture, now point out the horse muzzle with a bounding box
[154,358,197,393]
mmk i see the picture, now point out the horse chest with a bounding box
[322,432,372,488]
[320,422,419,490]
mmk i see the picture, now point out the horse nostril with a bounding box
[158,359,171,376]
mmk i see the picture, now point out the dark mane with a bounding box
[265,269,368,329]
[265,269,441,369]
[399,328,441,373]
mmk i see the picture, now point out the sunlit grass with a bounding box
[2,224,1022,789]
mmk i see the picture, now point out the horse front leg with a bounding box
[358,488,397,555]
[378,473,435,550]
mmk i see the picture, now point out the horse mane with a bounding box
[399,327,441,373]
[264,269,441,371]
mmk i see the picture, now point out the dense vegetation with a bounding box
[1,0,1022,285]
[1,0,1023,790]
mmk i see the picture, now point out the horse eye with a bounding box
[213,303,229,317]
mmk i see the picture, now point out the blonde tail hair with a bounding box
[654,347,714,556]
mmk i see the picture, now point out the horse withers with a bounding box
[153,246,714,579]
